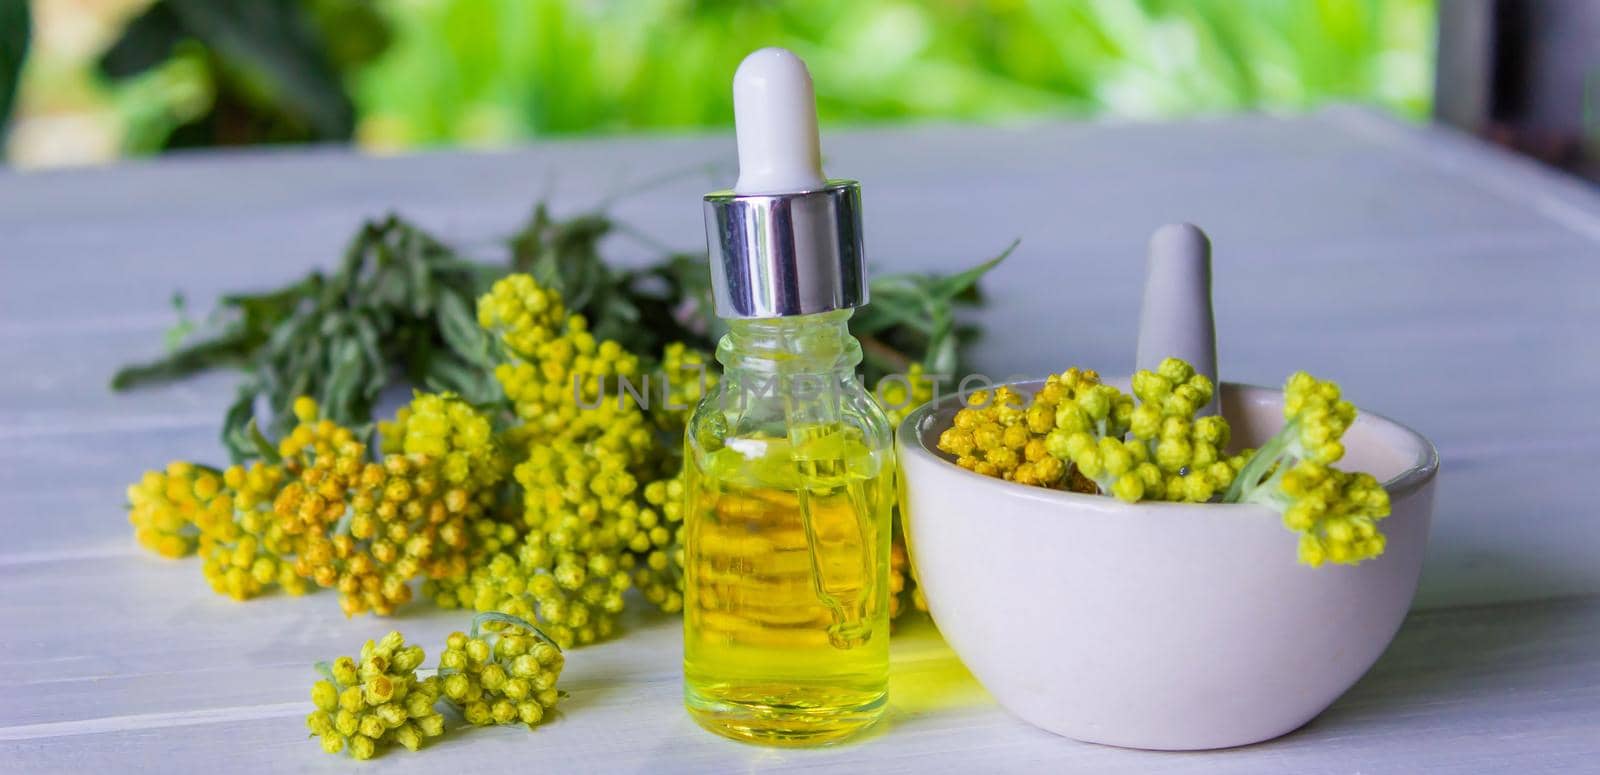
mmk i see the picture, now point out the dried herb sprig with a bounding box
[113,215,500,459]
[112,202,1007,460]
[854,240,1016,380]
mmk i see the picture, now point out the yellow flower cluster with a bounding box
[127,390,505,613]
[127,461,206,558]
[435,275,703,644]
[939,385,1041,480]
[274,395,504,616]
[126,459,307,600]
[512,439,635,645]
[307,631,445,759]
[438,614,564,728]
[932,359,1393,567]
[1282,463,1390,565]
[937,370,1112,491]
[482,275,643,441]
[1282,371,1358,464]
[877,362,935,428]
[431,430,684,647]
[515,429,640,640]
[655,341,715,431]
[633,472,686,613]
[1231,371,1389,565]
[199,461,306,599]
[935,360,1242,504]
[477,274,568,361]
[380,392,505,489]
[1053,357,1245,503]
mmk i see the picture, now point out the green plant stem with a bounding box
[1222,418,1298,503]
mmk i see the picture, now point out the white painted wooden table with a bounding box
[3,109,1598,773]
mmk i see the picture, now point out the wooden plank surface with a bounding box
[2,108,1597,772]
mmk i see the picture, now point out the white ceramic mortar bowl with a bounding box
[897,381,1438,751]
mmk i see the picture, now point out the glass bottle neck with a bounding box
[715,309,862,378]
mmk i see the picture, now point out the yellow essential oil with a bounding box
[691,46,891,745]
[683,312,895,745]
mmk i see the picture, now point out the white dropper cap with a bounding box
[732,47,828,195]
[705,48,864,319]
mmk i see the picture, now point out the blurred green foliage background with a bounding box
[4,0,1434,167]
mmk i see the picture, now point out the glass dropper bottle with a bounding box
[682,47,896,746]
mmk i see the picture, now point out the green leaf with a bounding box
[926,323,959,376]
[221,385,260,461]
[322,338,367,423]
[421,352,492,403]
[435,290,492,368]
[350,310,388,395]
[0,0,29,131]
[856,291,937,336]
[162,293,195,351]
[246,419,284,465]
[910,239,1017,302]
[403,227,435,316]
[110,327,259,390]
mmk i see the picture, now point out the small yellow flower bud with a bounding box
[491,700,517,724]
[406,690,437,718]
[1074,447,1104,480]
[376,702,408,729]
[1182,474,1215,503]
[358,713,385,739]
[392,645,425,673]
[532,642,560,666]
[338,685,365,713]
[311,680,338,712]
[480,663,508,692]
[442,673,471,701]
[1110,473,1144,503]
[395,722,423,751]
[334,709,359,737]
[518,701,545,726]
[418,712,445,737]
[306,710,334,736]
[511,654,540,678]
[1298,535,1327,566]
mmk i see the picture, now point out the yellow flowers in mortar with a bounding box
[936,358,1391,566]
